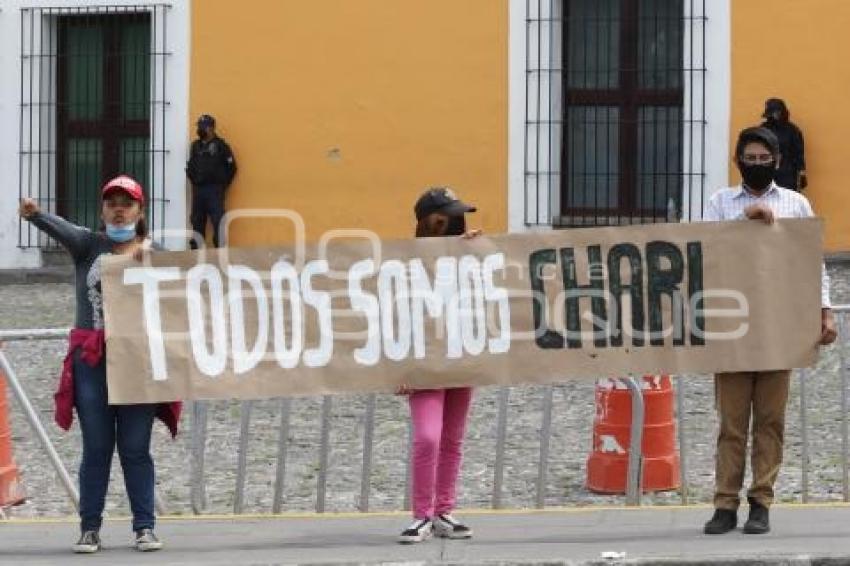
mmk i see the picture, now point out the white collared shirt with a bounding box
[703,182,831,308]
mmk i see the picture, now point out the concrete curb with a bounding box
[310,559,850,566]
[576,558,850,566]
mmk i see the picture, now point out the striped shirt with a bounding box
[704,182,831,308]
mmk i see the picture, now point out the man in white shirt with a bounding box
[702,126,836,536]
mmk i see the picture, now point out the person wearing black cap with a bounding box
[413,186,479,238]
[397,187,481,544]
[701,126,835,536]
[761,98,807,191]
[185,114,237,248]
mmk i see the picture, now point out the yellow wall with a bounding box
[732,0,850,252]
[190,0,507,247]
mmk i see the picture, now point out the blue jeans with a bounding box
[73,352,157,532]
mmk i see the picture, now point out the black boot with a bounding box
[743,498,770,534]
[703,508,737,534]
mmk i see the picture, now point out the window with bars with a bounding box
[18,4,171,248]
[524,0,707,227]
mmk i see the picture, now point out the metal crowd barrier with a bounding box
[0,329,168,515]
[1,305,848,514]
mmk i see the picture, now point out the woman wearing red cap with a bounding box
[397,187,482,544]
[19,175,180,554]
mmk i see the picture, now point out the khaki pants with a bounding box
[713,370,791,510]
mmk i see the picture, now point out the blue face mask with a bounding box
[105,222,137,243]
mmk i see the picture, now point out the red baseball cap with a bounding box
[102,175,145,205]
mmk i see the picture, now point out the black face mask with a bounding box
[197,127,206,138]
[445,215,466,236]
[739,162,775,191]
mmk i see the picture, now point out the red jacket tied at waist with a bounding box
[56,328,181,437]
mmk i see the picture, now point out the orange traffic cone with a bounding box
[0,373,26,507]
[586,375,680,494]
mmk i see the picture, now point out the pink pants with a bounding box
[408,387,473,519]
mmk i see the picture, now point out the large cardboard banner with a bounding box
[102,219,823,404]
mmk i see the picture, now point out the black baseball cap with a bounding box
[762,98,788,118]
[197,114,216,127]
[414,187,476,221]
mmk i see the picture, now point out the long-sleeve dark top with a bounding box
[186,136,237,188]
[27,212,159,330]
[762,119,806,191]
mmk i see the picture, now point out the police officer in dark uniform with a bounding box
[761,98,807,192]
[186,114,237,248]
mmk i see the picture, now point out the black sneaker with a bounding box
[72,530,101,554]
[398,519,432,544]
[433,514,473,539]
[703,508,737,534]
[743,498,770,534]
[134,528,164,552]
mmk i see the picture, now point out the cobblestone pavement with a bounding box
[2,262,849,519]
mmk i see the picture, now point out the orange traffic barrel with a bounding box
[0,372,25,507]
[586,375,680,494]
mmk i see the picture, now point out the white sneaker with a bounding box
[134,528,164,552]
[398,518,433,544]
[433,514,473,539]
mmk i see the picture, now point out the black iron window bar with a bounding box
[18,4,171,248]
[524,0,707,227]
